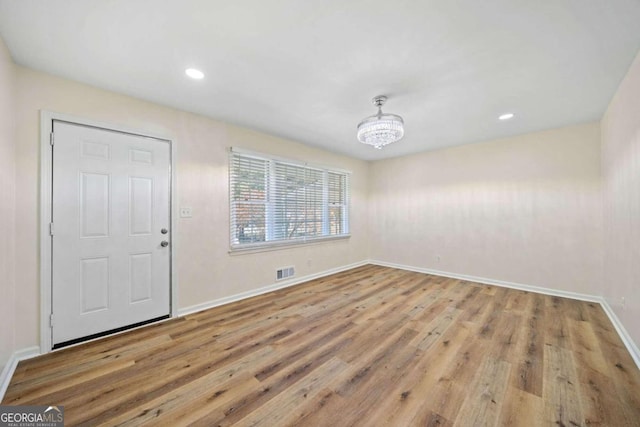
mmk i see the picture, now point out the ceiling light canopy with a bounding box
[185,68,204,79]
[499,112,514,120]
[357,96,404,149]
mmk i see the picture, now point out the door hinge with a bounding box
[49,132,54,146]
[49,222,54,236]
[49,313,54,328]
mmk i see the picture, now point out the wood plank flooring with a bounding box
[4,265,640,426]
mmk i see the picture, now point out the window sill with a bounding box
[228,234,351,256]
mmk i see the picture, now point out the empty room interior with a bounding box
[1,1,640,426]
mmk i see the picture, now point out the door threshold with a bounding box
[52,315,170,350]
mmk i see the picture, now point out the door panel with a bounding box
[129,177,153,235]
[80,257,109,313]
[52,121,171,346]
[80,172,110,237]
[130,253,153,303]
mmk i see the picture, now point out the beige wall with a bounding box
[0,37,16,370]
[369,123,603,295]
[602,51,640,346]
[14,67,369,350]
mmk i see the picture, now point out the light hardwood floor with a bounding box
[4,265,640,426]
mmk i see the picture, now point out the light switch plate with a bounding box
[180,207,193,218]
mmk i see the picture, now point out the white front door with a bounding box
[51,120,171,346]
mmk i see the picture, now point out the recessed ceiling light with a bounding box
[185,68,204,80]
[499,113,515,121]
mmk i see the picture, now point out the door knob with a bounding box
[160,241,169,247]
[161,228,168,234]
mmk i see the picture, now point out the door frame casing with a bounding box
[39,111,178,353]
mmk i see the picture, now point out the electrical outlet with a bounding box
[436,255,441,262]
[180,207,193,218]
[621,296,626,310]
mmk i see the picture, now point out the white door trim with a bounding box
[39,111,178,353]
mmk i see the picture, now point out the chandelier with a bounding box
[357,95,404,149]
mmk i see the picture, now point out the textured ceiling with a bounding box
[1,0,639,160]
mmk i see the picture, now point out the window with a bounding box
[230,149,350,250]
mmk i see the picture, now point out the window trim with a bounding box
[229,147,351,253]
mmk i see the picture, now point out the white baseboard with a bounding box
[598,299,640,370]
[0,346,40,402]
[178,260,369,317]
[369,259,640,370]
[369,260,601,302]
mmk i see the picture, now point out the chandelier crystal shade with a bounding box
[357,95,404,149]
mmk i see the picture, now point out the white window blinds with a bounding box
[328,171,348,235]
[229,149,350,250]
[229,154,269,245]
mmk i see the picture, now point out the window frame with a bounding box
[229,147,351,252]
